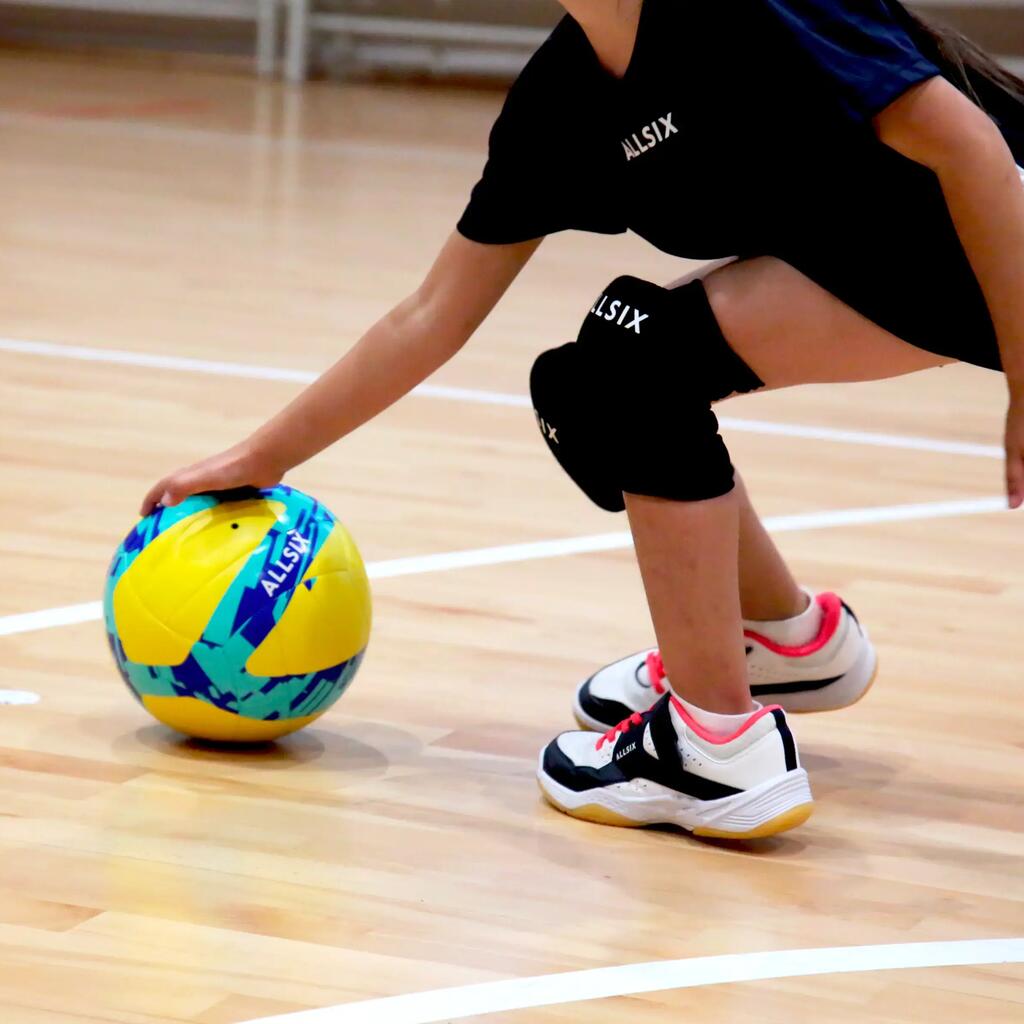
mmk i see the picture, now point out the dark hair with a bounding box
[906,8,1024,108]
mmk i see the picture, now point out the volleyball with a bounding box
[103,485,371,742]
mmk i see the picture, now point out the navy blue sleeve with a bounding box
[761,0,941,122]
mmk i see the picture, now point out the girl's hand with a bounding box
[1005,392,1024,510]
[140,441,283,516]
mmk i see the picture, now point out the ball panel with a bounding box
[112,499,284,665]
[140,694,323,742]
[106,495,219,592]
[104,495,218,665]
[245,524,372,677]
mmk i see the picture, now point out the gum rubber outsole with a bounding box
[692,802,813,839]
[538,780,815,839]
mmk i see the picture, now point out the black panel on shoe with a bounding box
[841,600,862,631]
[647,695,684,763]
[577,678,634,728]
[751,675,841,696]
[770,708,798,772]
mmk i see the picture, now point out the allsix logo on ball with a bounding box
[260,528,312,597]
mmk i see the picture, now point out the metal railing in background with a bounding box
[281,0,550,82]
[2,0,283,74]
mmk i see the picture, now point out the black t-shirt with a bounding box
[457,0,1024,263]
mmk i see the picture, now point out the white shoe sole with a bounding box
[537,756,814,839]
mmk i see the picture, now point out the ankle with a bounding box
[745,588,824,648]
[668,674,753,716]
[741,585,809,623]
[664,662,752,716]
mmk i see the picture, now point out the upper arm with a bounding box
[415,231,543,341]
[873,74,1010,172]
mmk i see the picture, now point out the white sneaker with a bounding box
[539,694,813,839]
[573,592,877,731]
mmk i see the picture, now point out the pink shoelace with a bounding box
[596,712,644,750]
[645,650,667,695]
[595,651,667,750]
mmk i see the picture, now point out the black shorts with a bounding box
[763,160,1007,373]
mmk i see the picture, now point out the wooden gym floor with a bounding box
[0,48,1021,1024]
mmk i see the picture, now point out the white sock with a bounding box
[669,694,762,739]
[744,587,822,647]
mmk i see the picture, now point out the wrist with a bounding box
[236,434,289,485]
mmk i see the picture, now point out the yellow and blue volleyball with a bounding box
[103,485,371,742]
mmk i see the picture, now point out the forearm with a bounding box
[934,131,1024,387]
[141,232,541,513]
[247,290,468,474]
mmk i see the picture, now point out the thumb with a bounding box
[161,464,212,507]
[159,480,187,507]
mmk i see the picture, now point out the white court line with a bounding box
[716,415,1002,459]
[0,691,40,706]
[0,336,1004,457]
[245,938,1024,1024]
[0,600,105,637]
[0,496,1006,639]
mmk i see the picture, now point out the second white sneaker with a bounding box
[573,592,877,731]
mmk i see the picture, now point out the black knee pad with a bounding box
[529,276,763,512]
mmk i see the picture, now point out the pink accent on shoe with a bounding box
[645,651,667,695]
[596,711,644,750]
[668,696,783,745]
[743,592,842,658]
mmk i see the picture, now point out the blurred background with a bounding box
[1,1,1020,83]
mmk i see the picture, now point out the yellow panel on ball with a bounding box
[141,695,322,742]
[113,499,285,666]
[244,522,372,677]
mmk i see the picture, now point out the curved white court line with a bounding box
[0,336,1004,458]
[245,938,1024,1024]
[0,496,1006,639]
